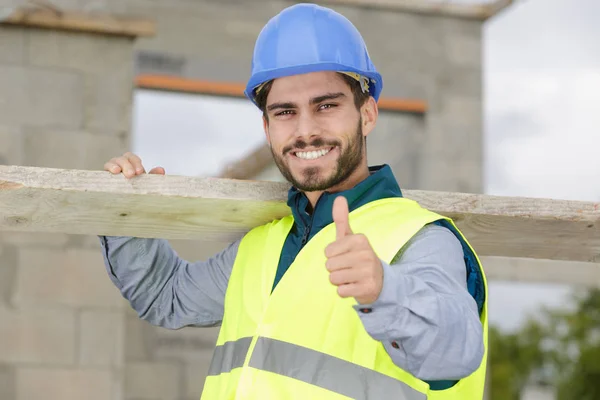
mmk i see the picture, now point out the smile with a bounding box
[294,147,333,160]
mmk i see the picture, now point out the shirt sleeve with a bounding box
[99,235,240,329]
[353,224,484,381]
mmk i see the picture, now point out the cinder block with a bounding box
[0,245,18,305]
[27,29,133,76]
[0,26,26,64]
[0,306,76,364]
[125,315,153,362]
[153,325,220,363]
[79,310,125,367]
[83,72,133,135]
[184,358,216,399]
[14,248,126,308]
[0,125,23,166]
[0,363,16,400]
[23,128,127,170]
[125,362,181,400]
[444,34,482,68]
[16,368,112,400]
[0,231,70,247]
[0,65,84,129]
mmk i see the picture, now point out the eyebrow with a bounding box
[266,92,347,112]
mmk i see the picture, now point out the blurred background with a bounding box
[0,0,599,399]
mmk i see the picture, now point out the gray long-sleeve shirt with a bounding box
[99,224,484,382]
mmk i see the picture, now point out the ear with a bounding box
[360,97,378,138]
[263,115,271,144]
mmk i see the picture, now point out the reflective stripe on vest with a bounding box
[207,336,253,376]
[208,335,426,400]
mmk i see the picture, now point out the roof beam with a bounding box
[313,0,514,20]
[0,6,155,37]
[1,165,598,263]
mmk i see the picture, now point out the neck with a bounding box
[304,164,370,210]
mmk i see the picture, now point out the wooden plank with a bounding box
[316,0,514,20]
[1,7,156,37]
[1,165,599,262]
[135,74,428,114]
[481,256,600,287]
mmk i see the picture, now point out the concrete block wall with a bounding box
[0,21,135,400]
[110,0,483,193]
[0,1,486,399]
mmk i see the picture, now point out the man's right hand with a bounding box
[104,152,165,179]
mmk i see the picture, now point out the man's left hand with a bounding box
[324,195,384,304]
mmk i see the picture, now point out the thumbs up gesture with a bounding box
[324,196,384,304]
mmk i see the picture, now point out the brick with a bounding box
[0,306,76,364]
[0,363,16,400]
[79,310,125,367]
[0,125,23,165]
[125,362,181,400]
[0,65,84,128]
[16,368,112,400]
[0,26,25,64]
[23,128,127,170]
[14,248,125,308]
[27,28,134,75]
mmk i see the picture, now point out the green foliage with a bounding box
[488,288,600,399]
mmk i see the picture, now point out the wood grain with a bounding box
[1,165,598,262]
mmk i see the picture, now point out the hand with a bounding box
[103,152,165,179]
[324,195,384,304]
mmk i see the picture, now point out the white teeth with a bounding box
[296,148,331,160]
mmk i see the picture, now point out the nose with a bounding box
[294,111,321,141]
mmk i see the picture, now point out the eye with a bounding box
[275,110,295,116]
[318,103,337,111]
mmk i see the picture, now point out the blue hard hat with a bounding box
[244,3,383,107]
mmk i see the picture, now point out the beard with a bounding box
[270,118,364,192]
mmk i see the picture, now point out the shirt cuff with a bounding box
[352,259,400,341]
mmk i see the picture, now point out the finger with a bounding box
[148,166,165,175]
[124,152,145,175]
[325,251,361,272]
[332,195,352,240]
[336,283,361,299]
[329,267,363,286]
[324,234,368,258]
[104,160,122,174]
[113,156,136,178]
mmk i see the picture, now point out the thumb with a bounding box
[332,195,352,240]
[148,166,165,175]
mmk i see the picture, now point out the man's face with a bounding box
[263,71,372,192]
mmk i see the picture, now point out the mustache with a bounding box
[282,137,341,155]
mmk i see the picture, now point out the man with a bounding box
[101,3,488,399]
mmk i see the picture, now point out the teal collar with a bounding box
[286,164,403,234]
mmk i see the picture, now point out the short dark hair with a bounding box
[255,72,371,121]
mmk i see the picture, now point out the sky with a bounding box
[482,0,600,331]
[132,0,600,332]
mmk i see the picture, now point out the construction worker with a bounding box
[101,3,488,399]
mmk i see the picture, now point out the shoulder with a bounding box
[390,223,467,284]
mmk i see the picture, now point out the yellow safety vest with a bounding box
[200,197,488,399]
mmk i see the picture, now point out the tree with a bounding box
[488,288,600,399]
